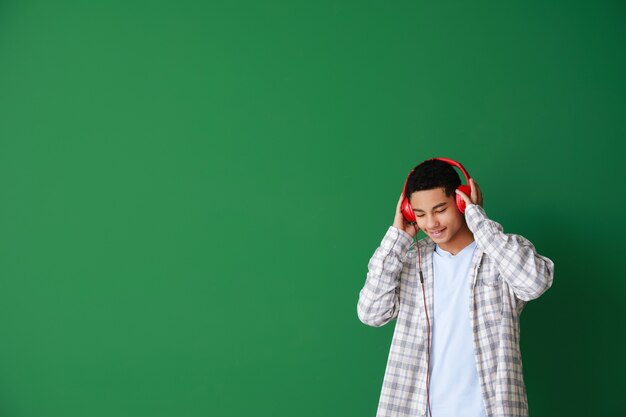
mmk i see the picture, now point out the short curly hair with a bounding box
[404,159,460,199]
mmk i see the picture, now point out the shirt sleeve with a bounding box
[357,226,413,327]
[464,204,554,301]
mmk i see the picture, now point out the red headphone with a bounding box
[400,157,472,223]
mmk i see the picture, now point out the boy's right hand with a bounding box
[393,192,419,238]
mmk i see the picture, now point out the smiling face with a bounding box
[408,187,474,254]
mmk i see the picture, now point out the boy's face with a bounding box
[408,187,468,245]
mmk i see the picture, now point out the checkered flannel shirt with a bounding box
[357,204,554,417]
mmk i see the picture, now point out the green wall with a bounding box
[0,1,624,416]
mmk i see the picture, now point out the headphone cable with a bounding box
[416,232,433,417]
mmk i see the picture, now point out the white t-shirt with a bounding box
[429,240,486,417]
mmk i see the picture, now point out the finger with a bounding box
[397,192,405,208]
[472,178,481,195]
[455,189,469,204]
[470,178,478,202]
[471,179,483,205]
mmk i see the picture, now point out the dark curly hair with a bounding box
[404,159,461,199]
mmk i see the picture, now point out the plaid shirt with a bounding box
[357,204,554,417]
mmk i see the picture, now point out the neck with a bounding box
[437,224,475,255]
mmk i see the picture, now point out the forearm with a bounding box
[357,226,413,327]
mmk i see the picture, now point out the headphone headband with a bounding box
[431,157,470,183]
[402,157,470,196]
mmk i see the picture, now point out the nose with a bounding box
[425,214,440,230]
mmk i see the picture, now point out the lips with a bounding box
[429,228,446,238]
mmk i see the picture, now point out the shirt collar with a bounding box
[435,240,477,258]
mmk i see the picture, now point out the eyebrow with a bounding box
[413,202,448,213]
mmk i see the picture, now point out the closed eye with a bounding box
[415,208,446,218]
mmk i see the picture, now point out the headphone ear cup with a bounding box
[401,197,417,223]
[455,184,471,213]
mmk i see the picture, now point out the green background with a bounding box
[0,0,624,416]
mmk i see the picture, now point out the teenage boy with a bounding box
[357,158,554,417]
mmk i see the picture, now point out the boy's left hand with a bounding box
[456,178,484,207]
